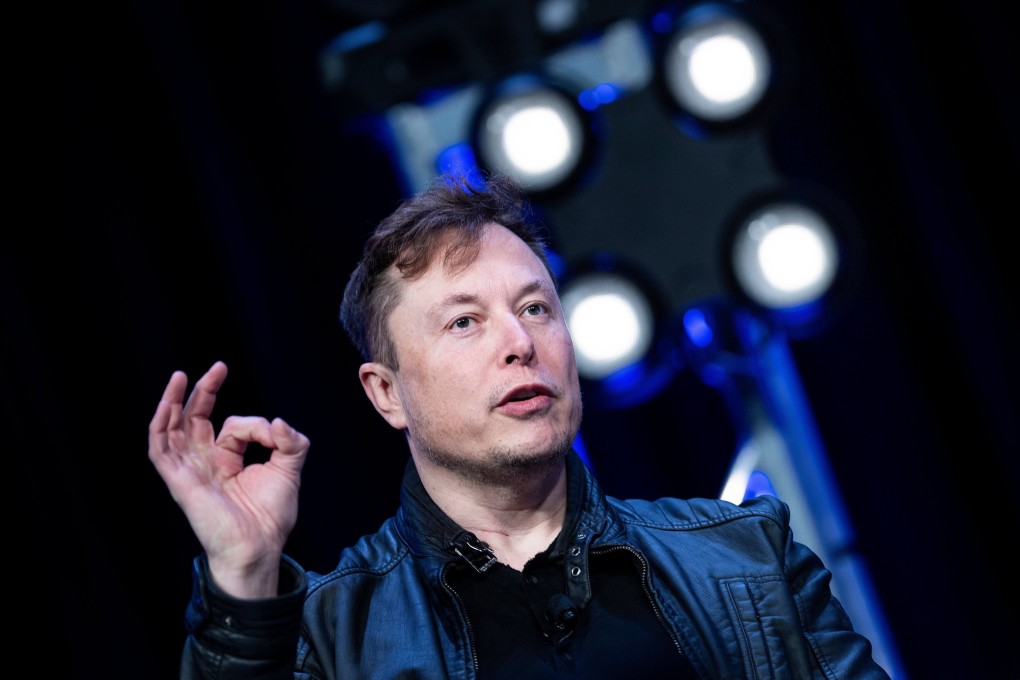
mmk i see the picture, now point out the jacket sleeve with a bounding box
[778,506,892,679]
[179,554,307,680]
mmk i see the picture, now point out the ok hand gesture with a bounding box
[148,361,309,598]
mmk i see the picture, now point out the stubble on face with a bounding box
[401,372,583,487]
[408,415,579,487]
[401,359,583,488]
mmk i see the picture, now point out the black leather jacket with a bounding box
[181,451,890,679]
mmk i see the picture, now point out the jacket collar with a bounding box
[393,449,618,569]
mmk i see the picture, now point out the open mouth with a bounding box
[500,385,551,406]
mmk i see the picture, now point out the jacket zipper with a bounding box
[590,544,688,660]
[441,564,481,675]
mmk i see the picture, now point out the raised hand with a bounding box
[148,361,309,598]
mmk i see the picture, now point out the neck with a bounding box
[414,454,568,571]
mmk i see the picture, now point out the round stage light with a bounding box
[473,80,587,193]
[661,5,771,124]
[730,202,839,310]
[560,272,655,380]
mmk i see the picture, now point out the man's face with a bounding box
[385,223,582,484]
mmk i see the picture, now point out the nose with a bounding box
[502,315,535,365]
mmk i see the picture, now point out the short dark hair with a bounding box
[339,172,554,368]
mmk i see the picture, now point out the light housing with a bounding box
[471,74,595,195]
[653,2,788,136]
[557,255,680,408]
[561,271,656,380]
[722,184,861,334]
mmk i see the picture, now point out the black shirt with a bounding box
[448,541,697,679]
[440,455,698,679]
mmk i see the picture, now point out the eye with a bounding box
[523,303,548,317]
[452,317,473,329]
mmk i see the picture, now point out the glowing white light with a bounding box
[475,84,585,192]
[663,12,770,122]
[731,202,839,309]
[561,273,655,379]
[570,294,641,361]
[757,224,829,292]
[501,106,572,175]
[688,34,757,104]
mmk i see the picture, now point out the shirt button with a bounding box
[526,575,539,585]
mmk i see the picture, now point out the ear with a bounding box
[358,362,407,430]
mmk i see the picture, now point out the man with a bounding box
[149,173,890,678]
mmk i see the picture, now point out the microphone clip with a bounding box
[544,593,578,646]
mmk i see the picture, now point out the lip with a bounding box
[496,383,555,416]
[497,383,554,406]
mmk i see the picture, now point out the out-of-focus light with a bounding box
[571,294,640,359]
[757,223,829,292]
[561,272,655,380]
[435,142,483,184]
[662,6,771,123]
[535,0,583,34]
[502,106,572,174]
[730,202,839,310]
[682,307,714,348]
[474,82,586,193]
[689,34,756,103]
[578,82,622,110]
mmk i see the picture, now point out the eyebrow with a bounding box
[428,278,556,319]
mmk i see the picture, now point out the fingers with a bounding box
[147,362,310,477]
[182,361,229,433]
[270,417,311,470]
[215,415,276,454]
[215,416,310,461]
[148,369,192,468]
[148,362,226,468]
[164,370,192,435]
[149,370,188,436]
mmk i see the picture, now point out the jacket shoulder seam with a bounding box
[611,497,787,532]
[306,544,411,596]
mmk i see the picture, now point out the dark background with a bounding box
[9,0,1018,677]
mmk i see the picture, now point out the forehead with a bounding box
[395,223,553,302]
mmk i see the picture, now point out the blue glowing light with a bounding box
[325,21,387,53]
[699,363,728,387]
[683,307,714,348]
[743,470,778,500]
[578,82,622,110]
[600,360,645,394]
[650,11,674,34]
[545,248,567,280]
[572,431,594,470]
[435,143,485,188]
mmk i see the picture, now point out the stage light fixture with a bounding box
[660,3,772,126]
[729,200,840,315]
[472,77,590,194]
[560,270,656,380]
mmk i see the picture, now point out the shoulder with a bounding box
[608,493,790,531]
[305,517,412,595]
[604,494,799,569]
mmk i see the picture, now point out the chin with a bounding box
[504,431,575,464]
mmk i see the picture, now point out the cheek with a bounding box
[549,326,578,366]
[416,355,478,402]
